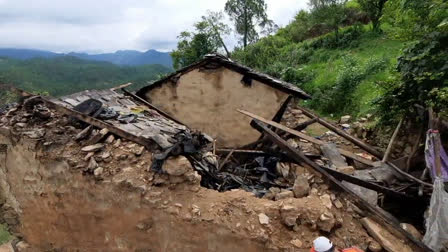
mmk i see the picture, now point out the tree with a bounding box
[308,0,348,40]
[358,0,387,32]
[201,11,232,57]
[225,0,275,49]
[171,12,231,69]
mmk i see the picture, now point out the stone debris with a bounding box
[81,143,104,152]
[292,176,310,198]
[94,167,104,176]
[75,125,93,141]
[340,115,352,123]
[275,190,294,201]
[258,213,270,225]
[162,156,192,176]
[317,211,335,232]
[368,240,383,252]
[290,239,303,248]
[320,194,332,209]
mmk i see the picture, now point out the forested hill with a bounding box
[0,56,171,97]
[0,48,173,68]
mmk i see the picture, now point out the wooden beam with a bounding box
[254,120,432,252]
[110,82,133,91]
[321,166,425,202]
[294,105,384,158]
[121,88,186,126]
[237,109,374,166]
[382,119,403,162]
[272,95,292,123]
[239,109,433,188]
[281,118,318,138]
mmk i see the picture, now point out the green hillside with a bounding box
[228,0,446,121]
[0,56,171,98]
[231,24,404,118]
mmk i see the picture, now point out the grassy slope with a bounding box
[301,31,404,116]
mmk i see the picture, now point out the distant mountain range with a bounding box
[0,48,173,68]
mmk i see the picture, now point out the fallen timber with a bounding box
[121,87,186,126]
[238,109,374,166]
[252,120,433,252]
[238,109,433,188]
[294,105,384,158]
[216,147,413,200]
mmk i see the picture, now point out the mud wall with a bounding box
[143,67,290,147]
[0,135,273,251]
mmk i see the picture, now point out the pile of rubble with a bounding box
[0,88,435,251]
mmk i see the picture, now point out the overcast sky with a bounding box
[0,0,309,53]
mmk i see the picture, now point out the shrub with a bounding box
[376,31,448,122]
[281,67,315,85]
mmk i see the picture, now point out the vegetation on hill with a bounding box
[0,56,171,103]
[231,0,447,122]
[170,0,447,123]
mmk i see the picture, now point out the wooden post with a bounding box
[382,119,403,163]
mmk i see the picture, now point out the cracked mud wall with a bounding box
[0,135,274,251]
[143,67,290,147]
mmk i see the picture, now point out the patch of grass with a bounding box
[0,224,11,244]
[300,30,404,118]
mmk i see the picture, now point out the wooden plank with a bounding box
[237,109,374,166]
[110,82,133,91]
[361,217,413,252]
[121,88,185,126]
[272,95,292,123]
[321,166,423,201]
[254,120,432,252]
[294,105,384,158]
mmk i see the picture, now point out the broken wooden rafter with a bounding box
[281,118,318,139]
[121,88,185,126]
[321,166,425,202]
[294,105,384,158]
[237,109,374,166]
[110,82,133,91]
[253,120,432,252]
[239,109,433,188]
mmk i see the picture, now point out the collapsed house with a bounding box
[136,54,311,148]
[0,55,442,252]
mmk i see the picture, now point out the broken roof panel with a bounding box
[136,54,312,100]
[51,89,187,150]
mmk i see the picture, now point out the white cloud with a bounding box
[0,0,309,53]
